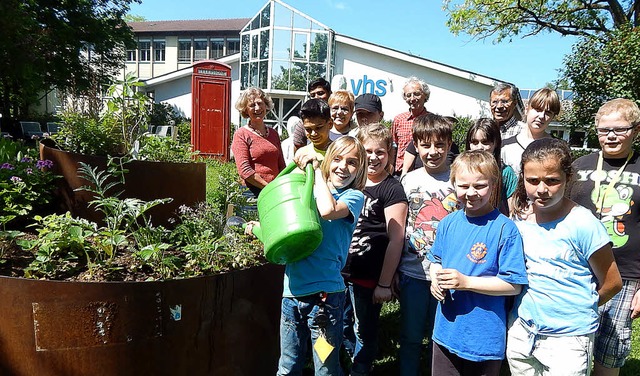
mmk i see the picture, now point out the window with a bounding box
[138,40,151,62]
[194,38,207,61]
[178,39,191,63]
[154,40,165,62]
[227,38,240,55]
[126,49,136,62]
[210,38,224,59]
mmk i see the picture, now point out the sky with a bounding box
[128,0,578,90]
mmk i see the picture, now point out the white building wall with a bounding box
[334,41,494,120]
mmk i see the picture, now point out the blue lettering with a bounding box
[350,79,363,95]
[375,80,387,96]
[362,75,375,94]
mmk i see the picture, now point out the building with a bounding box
[125,0,572,140]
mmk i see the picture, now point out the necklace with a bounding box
[248,124,268,138]
[594,150,633,215]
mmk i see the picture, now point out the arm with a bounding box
[231,130,268,189]
[434,269,522,296]
[373,202,408,303]
[401,151,416,178]
[588,244,622,306]
[314,168,352,220]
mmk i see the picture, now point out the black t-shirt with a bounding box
[570,152,640,279]
[344,175,408,281]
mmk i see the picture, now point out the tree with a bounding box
[444,0,640,42]
[0,0,139,124]
[561,26,640,129]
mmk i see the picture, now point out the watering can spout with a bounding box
[251,223,263,242]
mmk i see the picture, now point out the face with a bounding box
[303,117,331,149]
[329,146,360,189]
[523,159,567,213]
[355,110,384,127]
[246,95,267,123]
[416,136,451,173]
[309,86,330,100]
[597,112,639,159]
[468,130,495,153]
[403,83,427,114]
[362,138,389,180]
[490,90,516,124]
[330,100,354,133]
[526,106,555,135]
[455,168,493,217]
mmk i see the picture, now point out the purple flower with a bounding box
[36,160,53,169]
[26,168,33,175]
[1,163,14,170]
[10,176,22,184]
[20,156,32,163]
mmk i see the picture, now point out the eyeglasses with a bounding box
[490,99,512,107]
[403,92,423,99]
[596,126,636,136]
[330,106,351,114]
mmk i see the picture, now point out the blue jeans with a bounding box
[348,282,383,376]
[398,273,438,376]
[343,285,356,358]
[278,292,345,376]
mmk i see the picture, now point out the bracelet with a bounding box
[377,283,391,289]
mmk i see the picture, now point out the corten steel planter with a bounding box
[39,139,206,227]
[0,264,284,375]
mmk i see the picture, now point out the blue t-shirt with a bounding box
[283,187,365,297]
[429,209,528,361]
[513,205,611,336]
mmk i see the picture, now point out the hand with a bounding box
[244,221,259,236]
[373,285,393,304]
[436,269,468,290]
[632,289,640,320]
[293,149,319,170]
[430,274,447,302]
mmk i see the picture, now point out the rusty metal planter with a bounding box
[39,139,206,227]
[0,263,284,375]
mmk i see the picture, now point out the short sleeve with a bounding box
[339,189,365,228]
[496,222,528,285]
[405,141,417,156]
[502,165,518,198]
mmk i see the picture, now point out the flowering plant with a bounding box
[0,138,58,229]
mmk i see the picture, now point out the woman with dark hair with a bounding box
[466,117,518,215]
[231,87,285,198]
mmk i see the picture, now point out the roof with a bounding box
[128,18,250,33]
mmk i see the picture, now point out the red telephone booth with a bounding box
[191,61,232,161]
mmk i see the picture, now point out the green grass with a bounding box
[368,302,640,375]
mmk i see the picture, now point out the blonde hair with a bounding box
[356,123,394,174]
[450,150,501,210]
[234,87,274,118]
[320,136,368,191]
[595,98,640,126]
[328,90,355,111]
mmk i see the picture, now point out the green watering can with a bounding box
[252,162,323,264]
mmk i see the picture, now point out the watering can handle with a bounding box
[276,162,299,178]
[275,162,315,206]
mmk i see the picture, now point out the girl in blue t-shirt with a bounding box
[429,150,528,375]
[506,138,622,376]
[465,117,518,215]
[246,136,366,376]
[342,124,408,375]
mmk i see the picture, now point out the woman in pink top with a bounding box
[231,87,285,197]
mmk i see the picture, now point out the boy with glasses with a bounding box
[570,98,640,376]
[293,78,333,153]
